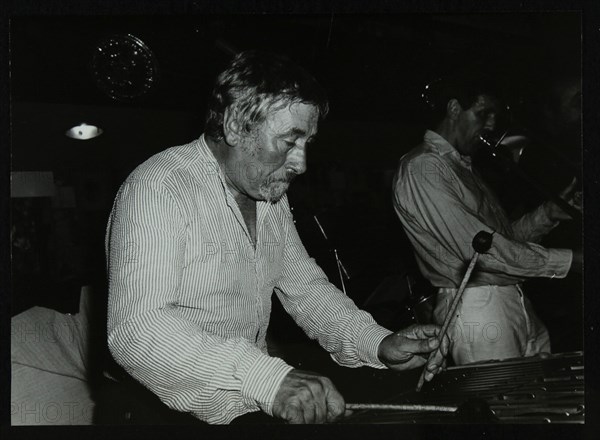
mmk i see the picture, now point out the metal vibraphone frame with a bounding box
[342,351,584,424]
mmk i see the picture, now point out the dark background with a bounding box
[9,12,583,353]
[2,0,599,437]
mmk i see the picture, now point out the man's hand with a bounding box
[271,369,345,424]
[543,177,582,221]
[378,324,449,382]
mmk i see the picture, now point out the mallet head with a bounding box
[472,231,494,254]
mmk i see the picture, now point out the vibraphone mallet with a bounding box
[415,230,495,392]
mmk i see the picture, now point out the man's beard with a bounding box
[239,138,298,203]
[258,170,296,203]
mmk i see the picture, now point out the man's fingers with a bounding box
[383,344,428,370]
[420,334,448,381]
[438,333,450,357]
[387,355,427,372]
[326,399,345,422]
[560,177,578,198]
[571,191,582,210]
[394,336,439,359]
[324,379,345,423]
[404,324,441,339]
[427,349,445,372]
[272,370,346,424]
[283,403,305,424]
[423,352,446,381]
[305,378,329,423]
[313,395,326,424]
[379,325,450,374]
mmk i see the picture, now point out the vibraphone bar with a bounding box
[342,351,584,424]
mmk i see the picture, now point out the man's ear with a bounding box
[223,108,243,147]
[446,99,462,121]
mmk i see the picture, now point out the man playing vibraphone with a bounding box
[102,50,449,425]
[392,75,582,366]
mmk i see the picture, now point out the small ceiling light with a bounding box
[65,123,103,140]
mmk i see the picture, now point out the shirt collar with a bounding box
[198,133,272,222]
[198,134,237,203]
[424,129,473,167]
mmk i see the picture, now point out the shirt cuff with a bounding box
[239,353,294,416]
[356,324,393,369]
[546,248,573,279]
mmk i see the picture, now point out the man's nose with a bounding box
[287,147,307,175]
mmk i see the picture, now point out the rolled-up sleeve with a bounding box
[511,203,560,243]
[106,179,293,424]
[395,156,572,284]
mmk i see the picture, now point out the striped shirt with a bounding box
[393,130,573,288]
[105,135,392,424]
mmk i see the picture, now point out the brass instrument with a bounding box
[477,131,581,222]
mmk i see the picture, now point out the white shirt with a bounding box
[105,135,391,424]
[393,130,572,288]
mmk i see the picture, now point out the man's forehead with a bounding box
[265,102,319,135]
[472,94,499,111]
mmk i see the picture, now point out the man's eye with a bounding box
[284,140,296,148]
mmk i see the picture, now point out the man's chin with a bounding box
[260,182,290,203]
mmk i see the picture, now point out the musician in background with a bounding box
[392,76,582,366]
[102,50,448,425]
